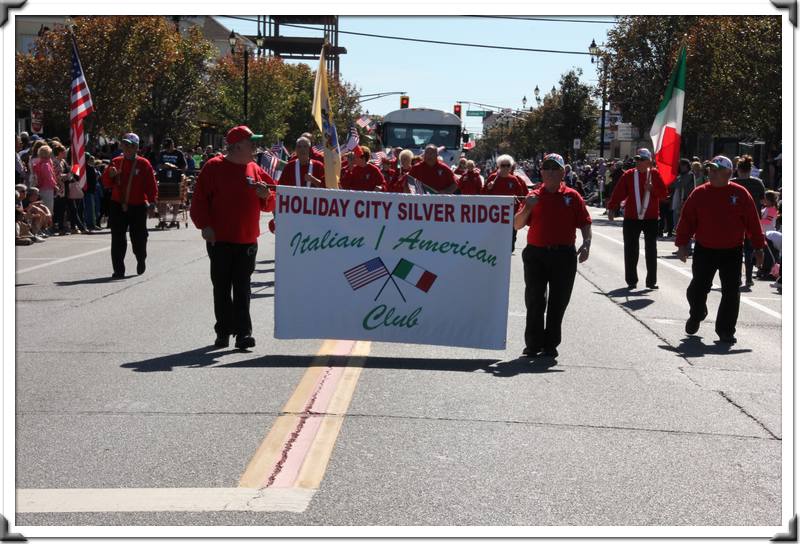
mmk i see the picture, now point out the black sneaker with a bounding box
[214,334,230,348]
[717,333,737,344]
[646,283,659,290]
[111,272,125,279]
[522,346,541,357]
[627,283,637,290]
[541,347,559,358]
[137,261,146,275]
[685,317,701,335]
[235,335,256,350]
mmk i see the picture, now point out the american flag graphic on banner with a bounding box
[343,257,390,290]
[69,34,94,182]
[343,125,360,152]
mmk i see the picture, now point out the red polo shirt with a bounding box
[278,158,325,187]
[483,174,527,197]
[101,155,158,206]
[409,160,457,192]
[340,163,386,192]
[190,156,273,244]
[458,169,483,195]
[606,167,667,220]
[526,184,592,247]
[675,181,765,249]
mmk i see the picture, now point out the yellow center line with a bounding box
[238,339,369,489]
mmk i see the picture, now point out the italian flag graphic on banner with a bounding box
[649,45,687,186]
[392,259,437,292]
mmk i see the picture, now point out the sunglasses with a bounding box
[499,163,512,168]
[542,163,561,170]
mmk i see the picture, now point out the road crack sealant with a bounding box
[262,363,336,488]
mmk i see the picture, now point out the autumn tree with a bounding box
[16,16,181,141]
[602,16,781,149]
[136,25,217,151]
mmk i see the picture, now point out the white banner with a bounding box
[274,187,514,349]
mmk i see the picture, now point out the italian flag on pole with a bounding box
[649,45,687,186]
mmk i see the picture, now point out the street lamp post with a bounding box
[229,31,256,124]
[590,39,607,160]
[522,96,527,110]
[534,85,541,108]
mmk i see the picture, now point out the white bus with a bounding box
[380,108,463,166]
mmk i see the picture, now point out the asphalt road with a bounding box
[12,206,785,535]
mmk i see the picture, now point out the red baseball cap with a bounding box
[226,125,263,146]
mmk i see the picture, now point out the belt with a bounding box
[528,244,574,251]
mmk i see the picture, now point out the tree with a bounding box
[136,25,216,151]
[602,16,781,149]
[206,55,295,144]
[16,16,180,141]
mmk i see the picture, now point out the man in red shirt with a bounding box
[190,125,273,350]
[408,145,459,194]
[340,146,386,192]
[101,132,158,279]
[675,155,765,344]
[452,156,468,178]
[514,153,592,360]
[606,148,668,290]
[279,137,325,188]
[484,155,528,252]
[457,160,483,195]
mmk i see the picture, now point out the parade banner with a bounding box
[274,187,514,349]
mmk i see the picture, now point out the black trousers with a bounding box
[622,218,659,287]
[686,243,742,337]
[743,238,754,282]
[207,241,257,338]
[67,198,86,231]
[658,201,674,235]
[109,201,148,275]
[522,245,577,350]
[53,195,67,232]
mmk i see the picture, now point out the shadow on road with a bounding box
[55,276,121,286]
[121,351,567,378]
[251,292,274,299]
[254,267,275,274]
[658,336,753,358]
[251,280,274,288]
[621,298,654,311]
[257,259,275,265]
[121,345,243,372]
[604,287,650,298]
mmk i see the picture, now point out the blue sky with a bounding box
[217,16,616,136]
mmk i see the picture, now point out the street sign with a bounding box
[573,138,581,150]
[466,110,488,117]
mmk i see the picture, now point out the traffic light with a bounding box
[454,103,462,118]
[400,95,409,109]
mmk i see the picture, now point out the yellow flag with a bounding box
[312,46,341,189]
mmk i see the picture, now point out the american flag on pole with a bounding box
[258,150,281,179]
[69,33,94,182]
[271,141,289,161]
[312,143,325,155]
[355,114,373,129]
[343,257,390,290]
[342,125,360,152]
[370,150,387,165]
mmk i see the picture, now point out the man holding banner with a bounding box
[190,125,273,350]
[408,145,459,194]
[279,137,325,188]
[514,153,592,360]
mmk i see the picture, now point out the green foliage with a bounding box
[602,15,781,144]
[17,16,365,150]
[471,70,597,162]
